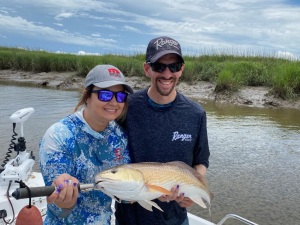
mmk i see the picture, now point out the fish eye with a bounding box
[111,168,118,174]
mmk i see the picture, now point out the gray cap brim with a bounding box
[93,80,133,94]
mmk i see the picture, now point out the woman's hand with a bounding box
[47,173,79,209]
[158,185,194,208]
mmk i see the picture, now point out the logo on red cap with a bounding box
[108,68,121,78]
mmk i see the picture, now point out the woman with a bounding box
[39,64,133,225]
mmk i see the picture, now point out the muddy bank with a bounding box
[1,69,300,110]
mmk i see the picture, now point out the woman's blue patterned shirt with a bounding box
[39,109,130,225]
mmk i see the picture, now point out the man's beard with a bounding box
[155,77,176,96]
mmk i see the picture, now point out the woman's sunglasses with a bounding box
[148,62,183,73]
[91,90,128,103]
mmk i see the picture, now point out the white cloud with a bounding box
[55,12,74,20]
[53,23,63,27]
[0,0,300,57]
[275,51,299,60]
[94,24,116,30]
[123,25,140,33]
[0,14,117,48]
[91,33,101,37]
[76,50,101,55]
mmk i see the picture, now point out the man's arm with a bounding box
[194,164,207,177]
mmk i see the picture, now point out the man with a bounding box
[115,36,210,225]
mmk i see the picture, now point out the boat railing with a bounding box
[217,214,259,225]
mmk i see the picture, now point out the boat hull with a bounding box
[0,172,47,225]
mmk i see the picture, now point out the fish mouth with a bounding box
[94,179,105,190]
[95,178,114,185]
[95,180,102,184]
[94,179,117,190]
[95,178,115,184]
[94,180,121,203]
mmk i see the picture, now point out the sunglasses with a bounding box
[148,62,183,73]
[91,90,128,103]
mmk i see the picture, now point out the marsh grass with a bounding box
[1,47,299,99]
[271,62,300,99]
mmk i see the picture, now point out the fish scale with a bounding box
[131,163,203,189]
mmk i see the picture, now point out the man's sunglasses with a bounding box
[91,90,128,103]
[148,62,183,73]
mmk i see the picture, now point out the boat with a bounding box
[0,108,259,225]
[0,107,47,225]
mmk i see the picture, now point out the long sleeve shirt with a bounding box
[39,109,130,225]
[115,89,210,225]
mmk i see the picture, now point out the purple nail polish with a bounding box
[176,185,179,189]
[73,182,77,187]
[64,180,72,185]
[56,183,63,193]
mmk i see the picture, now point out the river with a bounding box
[0,83,299,225]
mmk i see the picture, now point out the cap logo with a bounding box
[108,68,121,78]
[154,38,179,50]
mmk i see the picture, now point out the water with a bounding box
[0,84,299,225]
[0,84,80,171]
[189,101,300,225]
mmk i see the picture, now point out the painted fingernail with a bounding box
[64,179,72,185]
[55,183,63,193]
[181,193,185,196]
[176,185,180,189]
[73,182,77,187]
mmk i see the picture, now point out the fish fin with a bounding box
[146,184,172,195]
[191,195,207,209]
[137,200,164,212]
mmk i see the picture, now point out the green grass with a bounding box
[1,46,300,99]
[271,62,300,99]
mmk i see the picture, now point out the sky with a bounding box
[1,0,300,59]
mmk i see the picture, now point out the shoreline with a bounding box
[1,69,300,110]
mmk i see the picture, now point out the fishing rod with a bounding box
[12,183,95,200]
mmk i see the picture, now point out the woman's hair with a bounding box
[74,85,93,112]
[74,84,129,123]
